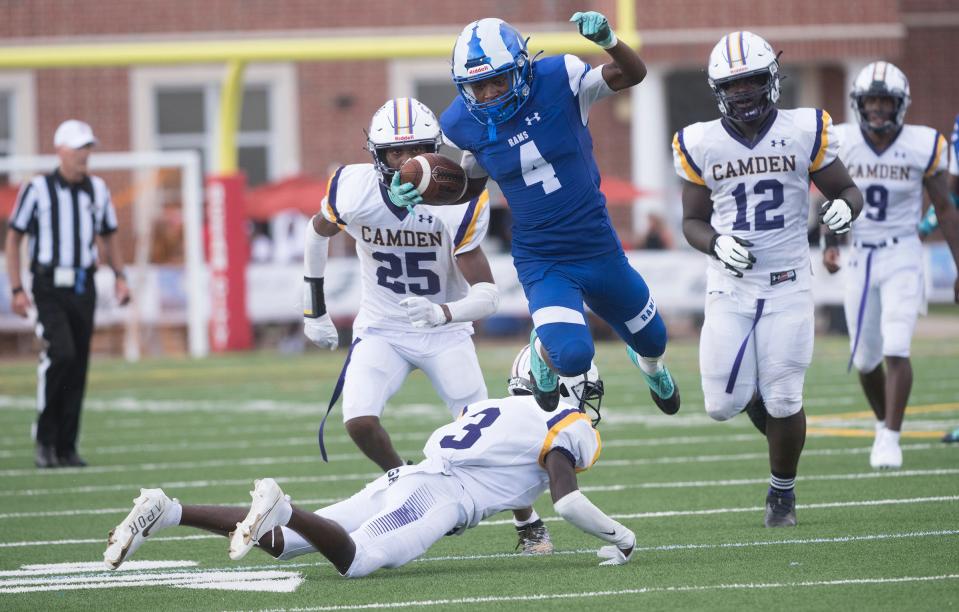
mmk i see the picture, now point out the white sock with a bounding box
[513,509,540,528]
[886,429,901,444]
[875,421,885,434]
[635,354,664,375]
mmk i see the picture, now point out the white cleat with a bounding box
[104,488,177,570]
[869,424,885,468]
[870,428,903,470]
[229,478,292,561]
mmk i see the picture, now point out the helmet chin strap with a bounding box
[487,118,497,141]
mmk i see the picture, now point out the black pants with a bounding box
[31,272,96,455]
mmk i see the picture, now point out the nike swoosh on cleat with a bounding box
[141,512,164,537]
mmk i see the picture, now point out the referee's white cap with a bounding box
[54,119,98,149]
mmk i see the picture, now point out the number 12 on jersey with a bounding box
[731,179,785,231]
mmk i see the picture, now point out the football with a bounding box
[399,153,468,205]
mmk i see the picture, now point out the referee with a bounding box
[4,119,130,468]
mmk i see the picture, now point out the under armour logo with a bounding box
[525,113,541,126]
[418,214,433,223]
[770,138,786,147]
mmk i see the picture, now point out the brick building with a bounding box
[0,0,956,261]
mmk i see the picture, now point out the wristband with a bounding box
[303,277,326,318]
[708,233,721,258]
[11,286,24,296]
[598,30,618,50]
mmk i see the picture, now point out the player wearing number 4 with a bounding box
[437,12,680,416]
[674,32,863,527]
[822,63,959,470]
[104,349,638,575]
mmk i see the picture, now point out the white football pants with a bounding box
[843,236,925,373]
[341,328,487,422]
[700,289,814,420]
[277,468,469,577]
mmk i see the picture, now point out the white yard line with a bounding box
[2,468,956,521]
[3,442,949,492]
[0,432,771,458]
[236,574,959,611]
[1,496,955,549]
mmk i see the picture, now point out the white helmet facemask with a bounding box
[508,344,605,425]
[706,31,781,123]
[849,61,911,134]
[365,97,441,185]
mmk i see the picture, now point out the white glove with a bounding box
[711,234,756,278]
[820,198,853,234]
[596,531,635,566]
[304,314,338,350]
[399,297,447,328]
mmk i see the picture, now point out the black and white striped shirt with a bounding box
[9,170,118,269]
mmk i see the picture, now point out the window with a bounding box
[154,85,273,187]
[132,65,299,187]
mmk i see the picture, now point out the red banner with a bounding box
[206,174,251,351]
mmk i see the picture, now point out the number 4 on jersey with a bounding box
[520,141,561,195]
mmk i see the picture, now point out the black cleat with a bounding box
[649,377,680,416]
[515,520,554,555]
[532,382,560,412]
[628,348,679,415]
[764,489,797,528]
[528,330,560,412]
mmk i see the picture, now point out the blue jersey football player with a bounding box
[429,11,678,413]
[918,113,959,236]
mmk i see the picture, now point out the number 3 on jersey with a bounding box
[520,141,561,195]
[439,407,500,449]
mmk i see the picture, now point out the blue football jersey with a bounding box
[441,55,622,276]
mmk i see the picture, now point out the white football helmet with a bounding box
[508,344,605,425]
[706,31,781,123]
[850,61,911,134]
[366,98,441,185]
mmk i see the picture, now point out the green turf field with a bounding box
[0,336,957,611]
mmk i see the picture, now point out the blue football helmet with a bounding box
[451,18,533,128]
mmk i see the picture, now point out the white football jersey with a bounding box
[422,395,601,528]
[320,164,490,334]
[836,123,948,244]
[673,108,838,297]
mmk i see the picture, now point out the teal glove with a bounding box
[918,206,938,237]
[389,172,423,213]
[919,194,959,236]
[570,11,617,49]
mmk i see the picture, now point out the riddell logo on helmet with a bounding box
[468,65,492,75]
[393,135,415,141]
[730,66,749,74]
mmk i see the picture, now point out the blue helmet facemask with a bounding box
[451,18,534,140]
